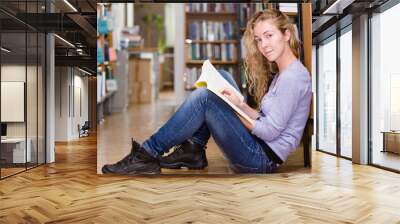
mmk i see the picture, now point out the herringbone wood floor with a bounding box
[2,91,400,223]
[1,135,400,223]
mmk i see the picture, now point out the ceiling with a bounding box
[0,0,97,73]
[312,0,390,43]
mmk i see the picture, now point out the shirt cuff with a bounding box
[251,119,263,138]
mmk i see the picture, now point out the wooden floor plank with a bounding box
[1,134,400,223]
[1,92,400,223]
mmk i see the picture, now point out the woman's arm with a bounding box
[237,100,259,120]
[237,114,255,130]
[221,88,259,129]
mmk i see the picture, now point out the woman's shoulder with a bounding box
[282,60,311,83]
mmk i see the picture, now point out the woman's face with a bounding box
[253,19,290,62]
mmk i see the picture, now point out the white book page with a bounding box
[195,60,254,125]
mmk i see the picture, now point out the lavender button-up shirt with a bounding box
[251,60,312,162]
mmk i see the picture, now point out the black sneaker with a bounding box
[102,139,161,175]
[159,140,208,170]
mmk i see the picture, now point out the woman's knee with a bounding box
[217,69,233,81]
[189,87,210,102]
[217,69,240,91]
[189,87,225,107]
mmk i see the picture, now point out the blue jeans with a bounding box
[142,70,278,173]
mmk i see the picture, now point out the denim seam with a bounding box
[190,136,207,147]
[143,91,207,157]
[142,142,159,158]
[163,90,208,152]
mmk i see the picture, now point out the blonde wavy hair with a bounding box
[243,9,301,107]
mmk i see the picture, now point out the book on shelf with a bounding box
[188,21,235,41]
[238,3,265,28]
[120,39,143,49]
[103,40,110,62]
[194,60,253,125]
[120,26,143,49]
[278,3,298,13]
[98,19,108,35]
[97,4,118,77]
[187,43,237,61]
[97,43,104,65]
[186,3,237,13]
[184,3,245,100]
[97,71,106,103]
[106,79,118,92]
[108,47,117,62]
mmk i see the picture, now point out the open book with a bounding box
[194,60,254,125]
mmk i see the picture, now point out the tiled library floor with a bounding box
[97,91,235,174]
[97,90,400,174]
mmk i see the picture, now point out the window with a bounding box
[370,2,400,171]
[339,27,352,158]
[0,1,47,179]
[317,35,337,154]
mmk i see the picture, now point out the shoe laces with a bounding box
[172,144,185,153]
[164,141,206,157]
[162,144,185,159]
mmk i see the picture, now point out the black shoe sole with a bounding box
[102,165,160,175]
[160,161,207,170]
[126,170,161,175]
[102,166,110,174]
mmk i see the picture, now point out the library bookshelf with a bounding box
[184,3,241,91]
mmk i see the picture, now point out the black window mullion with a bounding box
[316,45,320,151]
[25,0,28,171]
[36,0,39,167]
[367,11,373,165]
[73,68,75,118]
[0,23,2,180]
[44,32,47,164]
[336,29,341,157]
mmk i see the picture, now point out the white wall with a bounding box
[126,3,134,27]
[1,64,46,164]
[111,3,126,51]
[46,32,55,163]
[72,73,89,137]
[1,65,32,138]
[174,3,186,104]
[55,66,69,141]
[165,3,177,47]
[1,65,26,81]
[55,67,89,141]
[1,82,25,122]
